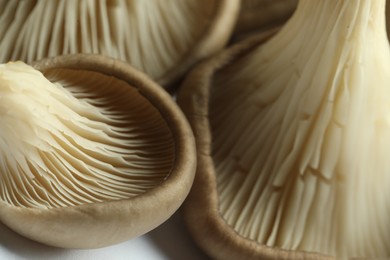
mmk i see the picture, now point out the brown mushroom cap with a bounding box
[0,54,196,248]
[0,0,240,89]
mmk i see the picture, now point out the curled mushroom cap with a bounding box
[0,0,239,88]
[179,0,390,259]
[0,54,196,248]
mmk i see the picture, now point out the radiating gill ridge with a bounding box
[210,0,390,258]
[0,62,174,209]
[0,0,217,80]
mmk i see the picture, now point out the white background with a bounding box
[0,211,209,260]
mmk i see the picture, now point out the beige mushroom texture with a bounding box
[0,61,174,209]
[0,56,198,249]
[0,0,238,87]
[207,0,390,258]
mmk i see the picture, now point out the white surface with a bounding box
[0,211,208,260]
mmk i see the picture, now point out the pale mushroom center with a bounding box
[210,0,390,258]
[0,0,217,80]
[0,62,174,209]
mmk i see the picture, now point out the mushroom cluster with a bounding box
[1,0,389,258]
[0,0,240,249]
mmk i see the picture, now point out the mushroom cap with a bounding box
[178,32,330,260]
[0,54,196,248]
[0,0,240,89]
[178,0,390,256]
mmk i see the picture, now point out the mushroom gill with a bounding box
[0,55,196,249]
[180,0,390,258]
[0,0,239,87]
[0,61,174,209]
[212,0,390,257]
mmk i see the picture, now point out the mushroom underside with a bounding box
[210,1,390,258]
[0,64,175,210]
[180,1,390,258]
[0,0,226,85]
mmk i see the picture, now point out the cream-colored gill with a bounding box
[0,0,216,80]
[211,0,390,258]
[0,62,174,209]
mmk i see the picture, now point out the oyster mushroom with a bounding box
[179,0,390,259]
[0,0,239,89]
[0,54,196,248]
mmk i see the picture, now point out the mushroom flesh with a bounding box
[179,0,390,258]
[0,55,196,248]
[0,0,239,87]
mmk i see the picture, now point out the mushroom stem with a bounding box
[211,0,390,257]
